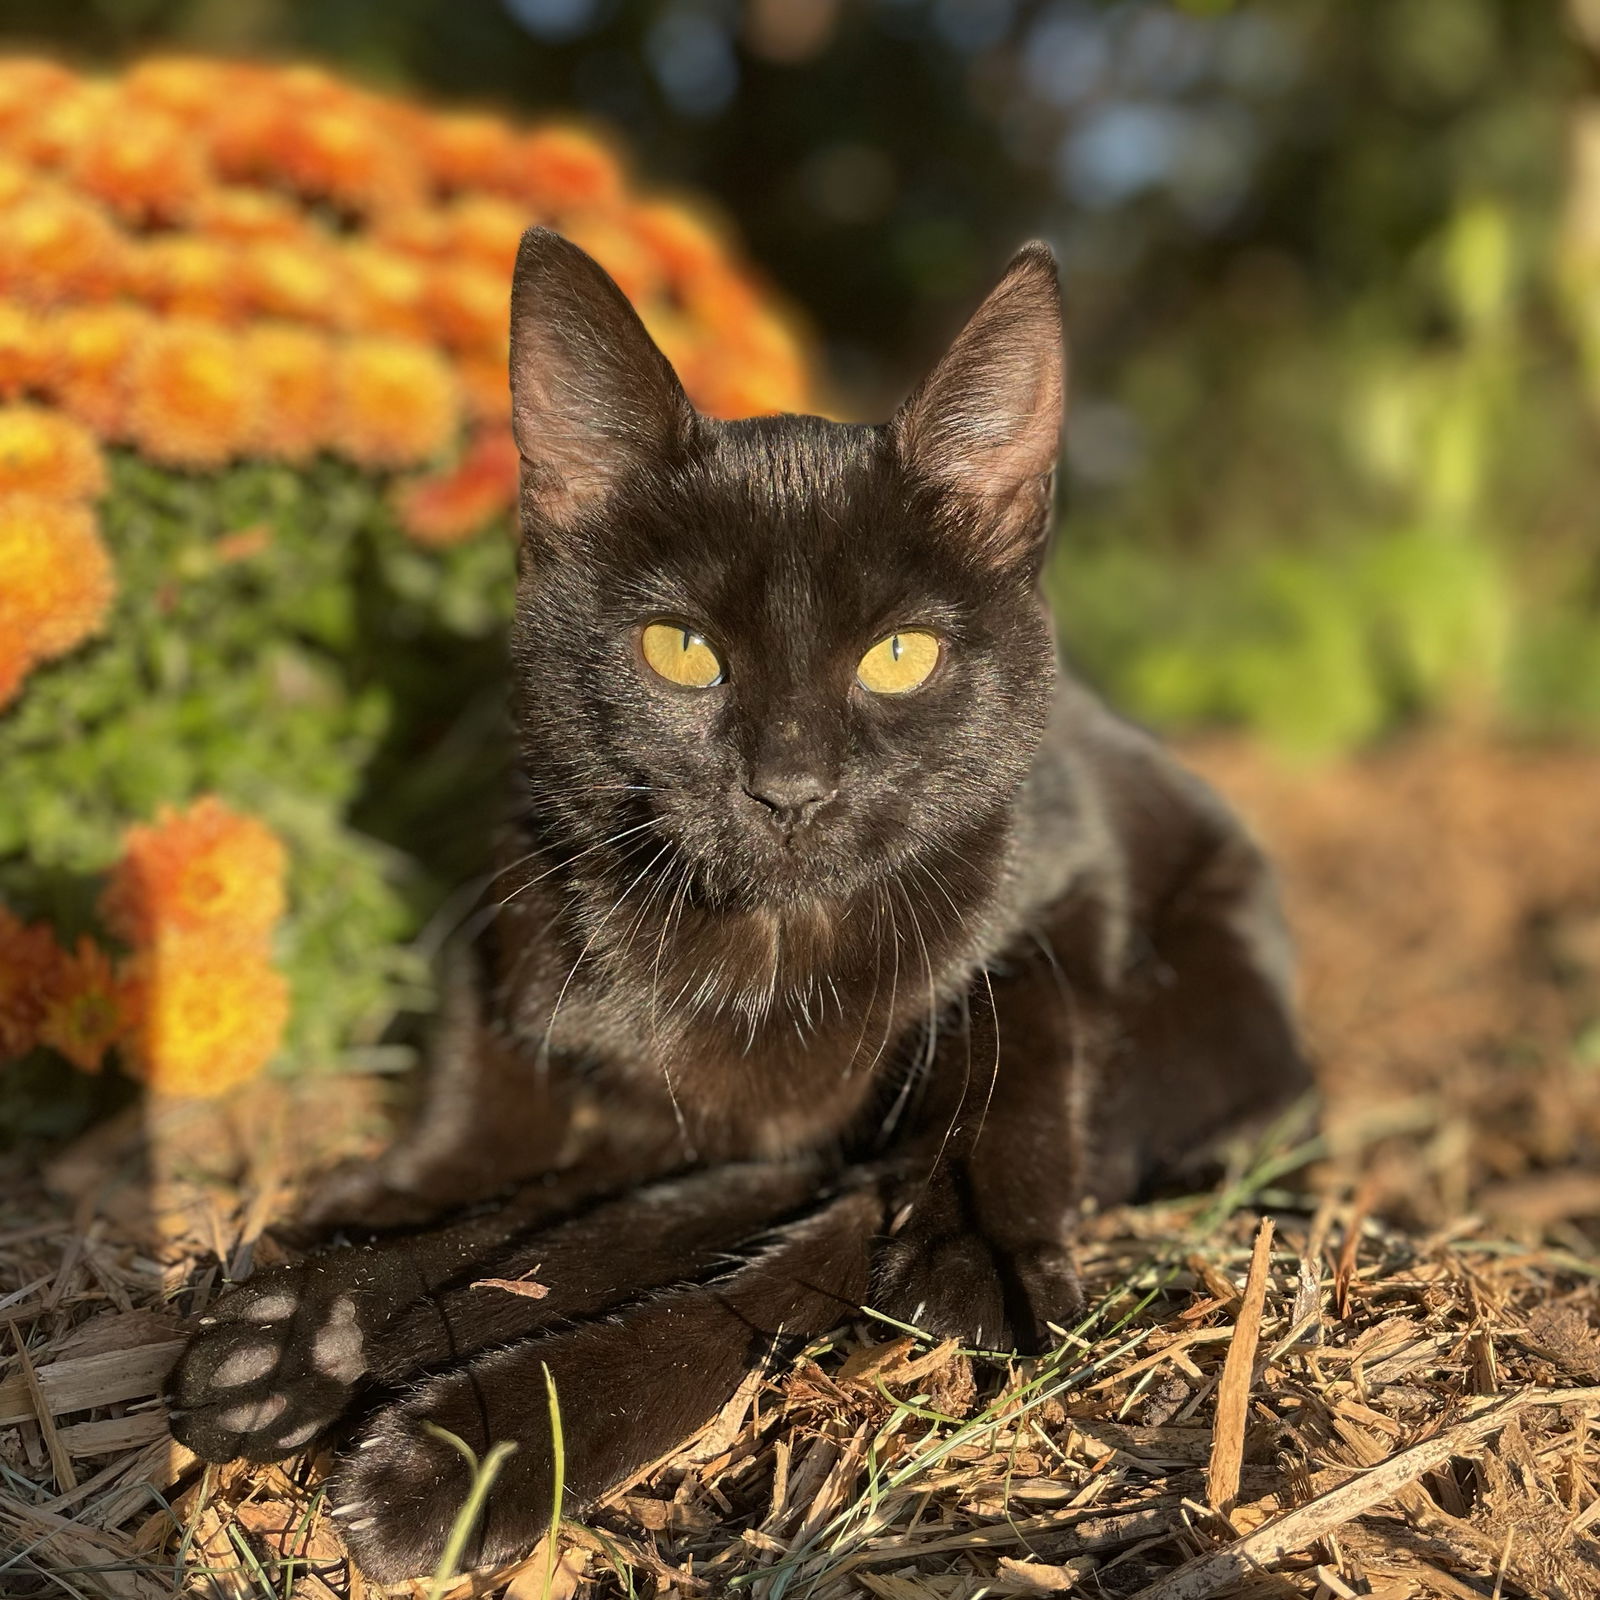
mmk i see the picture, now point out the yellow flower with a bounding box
[38,935,122,1073]
[68,100,209,225]
[192,186,306,244]
[122,56,240,120]
[332,336,459,468]
[129,235,243,322]
[0,190,124,306]
[0,59,77,144]
[0,493,115,688]
[438,195,527,276]
[100,794,287,947]
[0,906,61,1061]
[12,79,116,169]
[116,937,288,1097]
[0,404,106,501]
[241,323,333,462]
[342,243,429,340]
[0,300,51,400]
[126,320,258,468]
[49,303,150,438]
[240,238,344,326]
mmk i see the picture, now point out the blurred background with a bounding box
[2,0,1598,1241]
[9,0,1600,751]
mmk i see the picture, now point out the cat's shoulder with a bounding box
[1039,672,1264,896]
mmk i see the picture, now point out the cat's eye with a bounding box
[640,622,724,688]
[856,630,940,695]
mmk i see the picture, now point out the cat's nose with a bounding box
[742,771,837,833]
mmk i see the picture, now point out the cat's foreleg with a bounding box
[327,1180,881,1583]
[168,1160,844,1466]
[870,981,1090,1353]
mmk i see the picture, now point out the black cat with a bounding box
[166,229,1309,1581]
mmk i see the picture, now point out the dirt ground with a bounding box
[1189,734,1600,1240]
[3,731,1599,1599]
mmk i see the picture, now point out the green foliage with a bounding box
[1054,178,1600,755]
[0,454,517,1074]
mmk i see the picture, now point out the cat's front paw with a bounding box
[330,1366,553,1582]
[872,1228,1081,1354]
[167,1265,370,1463]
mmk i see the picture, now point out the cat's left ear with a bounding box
[890,243,1066,564]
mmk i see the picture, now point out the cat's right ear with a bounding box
[510,227,694,530]
[891,243,1066,566]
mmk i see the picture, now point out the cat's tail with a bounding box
[328,1169,884,1582]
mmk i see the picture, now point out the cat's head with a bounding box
[507,228,1065,912]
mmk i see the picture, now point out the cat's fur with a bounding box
[167,230,1309,1581]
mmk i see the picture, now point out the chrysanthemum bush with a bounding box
[0,54,813,1124]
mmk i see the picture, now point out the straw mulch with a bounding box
[4,733,1600,1599]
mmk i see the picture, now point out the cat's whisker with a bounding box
[537,838,676,1063]
[495,816,664,912]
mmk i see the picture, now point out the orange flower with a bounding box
[0,493,115,680]
[130,235,244,321]
[68,102,209,225]
[423,262,506,355]
[192,186,307,244]
[0,404,106,500]
[455,351,511,424]
[633,200,728,290]
[517,126,624,214]
[12,79,116,169]
[332,336,459,469]
[369,206,450,262]
[342,243,429,340]
[396,426,519,546]
[37,935,122,1073]
[0,59,76,143]
[273,85,423,216]
[201,72,286,185]
[240,238,344,326]
[438,195,527,276]
[123,56,242,120]
[0,190,124,306]
[420,112,521,193]
[0,300,51,399]
[0,156,35,210]
[0,907,60,1060]
[50,303,150,437]
[116,938,288,1097]
[561,216,660,305]
[0,637,30,707]
[126,320,257,468]
[242,323,333,462]
[100,795,287,947]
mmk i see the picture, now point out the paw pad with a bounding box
[167,1266,372,1464]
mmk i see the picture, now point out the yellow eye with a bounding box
[856,630,940,695]
[641,622,724,688]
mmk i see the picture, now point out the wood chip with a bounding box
[9,1318,77,1492]
[472,1274,551,1299]
[0,1340,185,1426]
[1205,1216,1274,1515]
[1129,1387,1600,1600]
